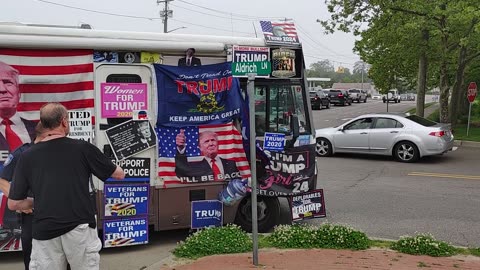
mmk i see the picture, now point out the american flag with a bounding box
[157,122,251,184]
[0,49,94,251]
[0,49,94,121]
[260,21,298,38]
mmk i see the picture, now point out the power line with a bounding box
[171,3,252,21]
[177,0,284,20]
[36,0,160,20]
[170,18,255,35]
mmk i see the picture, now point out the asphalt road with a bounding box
[301,97,480,247]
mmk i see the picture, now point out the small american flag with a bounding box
[158,122,251,184]
[0,49,94,121]
[260,21,298,38]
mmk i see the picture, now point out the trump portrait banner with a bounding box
[157,122,251,185]
[154,62,243,127]
[0,49,95,252]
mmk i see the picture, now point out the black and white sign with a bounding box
[68,110,93,143]
[106,158,150,183]
[290,189,326,221]
[105,120,156,161]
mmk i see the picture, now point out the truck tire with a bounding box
[234,196,280,233]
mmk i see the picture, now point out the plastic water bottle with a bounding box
[218,179,249,206]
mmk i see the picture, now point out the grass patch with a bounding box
[451,124,480,141]
[173,224,252,259]
[405,102,435,115]
[370,239,395,248]
[267,224,371,250]
[468,248,480,257]
[390,233,456,257]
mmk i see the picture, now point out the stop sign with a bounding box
[467,82,477,103]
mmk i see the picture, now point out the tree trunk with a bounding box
[450,46,468,127]
[439,60,450,123]
[416,29,429,117]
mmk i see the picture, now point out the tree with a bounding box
[319,0,480,124]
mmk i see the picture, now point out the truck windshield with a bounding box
[254,83,308,135]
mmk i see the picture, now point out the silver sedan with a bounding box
[315,113,454,162]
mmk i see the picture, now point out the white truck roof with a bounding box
[0,23,267,53]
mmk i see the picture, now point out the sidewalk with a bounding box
[158,248,480,270]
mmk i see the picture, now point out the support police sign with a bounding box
[232,46,271,77]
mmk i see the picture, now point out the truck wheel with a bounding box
[234,196,280,233]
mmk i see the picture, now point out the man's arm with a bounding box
[8,197,33,211]
[110,165,125,180]
[0,178,10,197]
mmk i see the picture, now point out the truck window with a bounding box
[253,83,309,135]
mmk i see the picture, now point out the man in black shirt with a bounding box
[0,122,45,270]
[8,103,125,270]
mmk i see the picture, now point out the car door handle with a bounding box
[360,132,368,134]
[390,131,399,133]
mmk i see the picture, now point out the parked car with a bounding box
[315,113,454,162]
[328,89,352,106]
[347,89,367,103]
[382,89,401,103]
[371,94,382,100]
[309,90,330,110]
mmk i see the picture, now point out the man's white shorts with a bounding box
[30,224,102,270]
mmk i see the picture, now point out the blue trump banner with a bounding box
[103,217,148,248]
[191,200,223,229]
[104,184,149,217]
[154,62,242,127]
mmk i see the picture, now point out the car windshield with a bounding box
[406,115,437,127]
[309,91,317,97]
[349,89,360,93]
[330,90,341,93]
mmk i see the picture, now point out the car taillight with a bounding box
[429,131,445,137]
[338,93,344,97]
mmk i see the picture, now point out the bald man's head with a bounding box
[40,103,69,132]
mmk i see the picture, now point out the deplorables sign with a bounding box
[291,189,326,221]
[257,144,316,197]
[104,184,149,217]
[106,158,150,183]
[101,83,148,118]
[103,217,148,248]
[154,62,243,127]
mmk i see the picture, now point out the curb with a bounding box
[454,140,480,148]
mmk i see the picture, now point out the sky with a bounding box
[1,0,360,70]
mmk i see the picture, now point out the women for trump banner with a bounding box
[154,62,243,127]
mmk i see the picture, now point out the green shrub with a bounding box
[173,224,252,259]
[391,233,456,257]
[267,223,370,250]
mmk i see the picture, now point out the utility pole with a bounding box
[361,62,365,92]
[158,0,174,33]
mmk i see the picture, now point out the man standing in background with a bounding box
[8,103,125,270]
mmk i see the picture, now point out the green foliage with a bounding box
[173,224,252,259]
[267,224,371,250]
[469,248,480,257]
[391,233,457,257]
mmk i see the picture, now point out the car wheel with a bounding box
[393,141,419,163]
[326,102,330,109]
[383,99,386,103]
[363,98,367,103]
[319,103,323,110]
[234,196,280,233]
[316,137,333,157]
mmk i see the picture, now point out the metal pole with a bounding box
[163,0,168,33]
[247,73,259,266]
[467,103,472,136]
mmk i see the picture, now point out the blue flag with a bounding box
[154,62,243,127]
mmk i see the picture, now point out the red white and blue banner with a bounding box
[154,62,242,127]
[260,21,300,46]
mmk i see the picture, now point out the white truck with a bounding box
[382,89,401,103]
[0,23,318,251]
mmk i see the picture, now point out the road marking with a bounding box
[408,172,480,180]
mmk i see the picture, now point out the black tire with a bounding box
[319,102,323,110]
[363,97,367,103]
[234,196,280,233]
[383,99,386,103]
[393,141,419,163]
[326,102,330,109]
[316,137,333,157]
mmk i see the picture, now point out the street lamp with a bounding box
[166,26,187,33]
